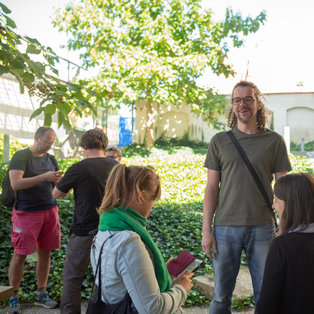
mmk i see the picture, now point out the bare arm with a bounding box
[52,186,71,199]
[201,169,220,259]
[9,169,63,191]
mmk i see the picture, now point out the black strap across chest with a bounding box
[226,130,278,228]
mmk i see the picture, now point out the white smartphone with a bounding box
[178,258,204,277]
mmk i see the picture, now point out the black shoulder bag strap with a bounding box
[226,130,278,229]
[88,233,136,314]
[15,149,32,203]
[48,154,59,171]
[92,233,115,301]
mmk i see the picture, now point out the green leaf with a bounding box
[44,103,57,115]
[24,36,41,45]
[11,58,24,71]
[44,112,52,125]
[29,107,44,120]
[26,43,41,54]
[22,72,35,83]
[5,15,16,29]
[0,2,11,14]
[57,102,72,114]
[0,65,10,75]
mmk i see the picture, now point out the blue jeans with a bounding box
[209,224,275,314]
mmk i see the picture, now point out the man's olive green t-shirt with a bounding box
[204,127,291,226]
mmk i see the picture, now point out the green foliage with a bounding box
[0,139,312,309]
[290,140,314,152]
[53,0,266,143]
[0,2,99,129]
[232,295,255,310]
[154,136,209,155]
[289,154,314,175]
[121,137,209,157]
[57,158,81,172]
[121,144,152,158]
[0,151,209,306]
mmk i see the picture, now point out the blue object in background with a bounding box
[119,117,135,147]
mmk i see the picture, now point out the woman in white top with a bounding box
[90,164,193,313]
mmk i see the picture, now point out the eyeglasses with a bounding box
[231,96,255,106]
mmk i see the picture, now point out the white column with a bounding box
[284,126,290,154]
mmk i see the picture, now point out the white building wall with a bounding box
[0,74,68,146]
[135,92,314,145]
[265,93,314,143]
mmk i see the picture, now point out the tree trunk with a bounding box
[145,101,153,150]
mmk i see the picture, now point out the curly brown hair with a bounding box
[79,128,108,150]
[227,81,269,130]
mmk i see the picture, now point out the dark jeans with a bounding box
[60,233,95,314]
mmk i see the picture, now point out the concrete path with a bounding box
[0,266,254,313]
[0,304,254,314]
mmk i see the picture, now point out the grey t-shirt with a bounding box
[204,127,291,226]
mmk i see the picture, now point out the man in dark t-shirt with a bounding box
[53,128,118,314]
[8,126,62,313]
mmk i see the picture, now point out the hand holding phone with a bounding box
[172,270,194,292]
[167,250,205,278]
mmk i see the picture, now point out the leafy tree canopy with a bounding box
[0,2,98,128]
[53,0,266,147]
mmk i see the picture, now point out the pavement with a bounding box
[0,266,254,313]
[0,303,254,314]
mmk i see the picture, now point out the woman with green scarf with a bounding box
[90,164,193,313]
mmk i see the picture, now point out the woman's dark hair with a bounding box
[79,128,108,150]
[274,173,314,233]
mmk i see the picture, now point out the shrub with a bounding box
[0,138,313,308]
[290,140,314,152]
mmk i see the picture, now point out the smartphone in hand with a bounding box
[167,250,205,278]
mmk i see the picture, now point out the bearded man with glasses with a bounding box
[202,81,291,313]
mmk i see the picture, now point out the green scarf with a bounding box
[99,206,172,292]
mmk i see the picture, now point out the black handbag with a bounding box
[86,234,138,314]
[226,130,278,229]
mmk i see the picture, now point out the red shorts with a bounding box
[11,206,61,255]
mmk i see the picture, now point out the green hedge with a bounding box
[290,140,314,152]
[0,150,210,307]
[0,141,313,308]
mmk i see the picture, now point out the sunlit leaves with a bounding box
[0,1,99,130]
[123,148,207,204]
[53,0,266,142]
